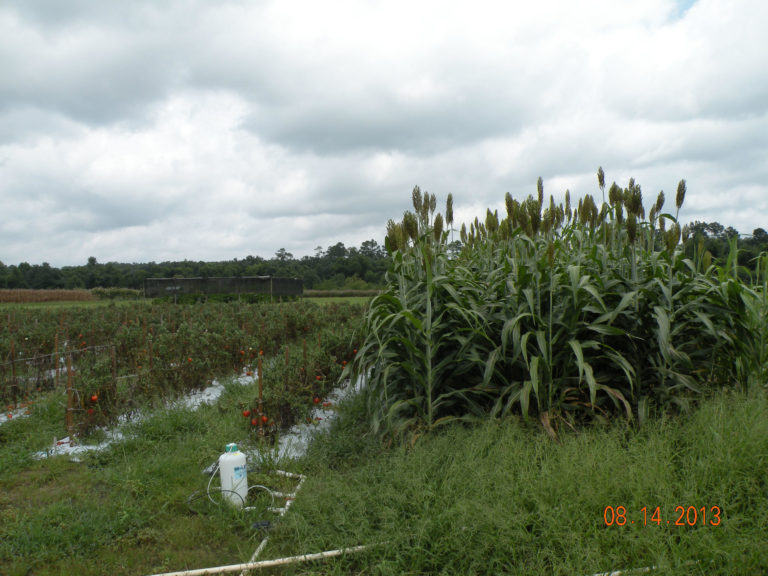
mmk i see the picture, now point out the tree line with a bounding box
[2,224,767,292]
[0,240,389,291]
[684,222,768,273]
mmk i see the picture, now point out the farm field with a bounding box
[0,299,364,575]
[1,299,363,430]
[2,177,768,574]
[0,289,98,304]
[262,385,768,575]
[265,179,766,574]
[3,369,765,575]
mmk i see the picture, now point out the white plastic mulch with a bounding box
[32,372,255,460]
[266,377,363,461]
[29,373,362,462]
[0,407,30,426]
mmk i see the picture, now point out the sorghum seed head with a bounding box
[627,214,637,244]
[433,213,444,242]
[421,194,430,221]
[485,208,499,234]
[676,179,686,210]
[609,182,622,206]
[537,177,544,207]
[412,186,422,212]
[403,211,418,241]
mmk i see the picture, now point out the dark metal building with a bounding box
[143,276,303,299]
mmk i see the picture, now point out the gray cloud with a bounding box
[1,0,767,267]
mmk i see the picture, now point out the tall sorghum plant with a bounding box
[353,176,761,440]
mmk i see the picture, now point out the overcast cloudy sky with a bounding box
[1,0,766,267]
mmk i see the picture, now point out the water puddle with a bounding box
[33,371,256,460]
[264,377,362,461]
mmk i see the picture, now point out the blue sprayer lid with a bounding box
[225,443,238,453]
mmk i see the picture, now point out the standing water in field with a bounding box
[33,372,254,459]
[244,377,364,466]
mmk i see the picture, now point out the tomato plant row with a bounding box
[0,301,365,433]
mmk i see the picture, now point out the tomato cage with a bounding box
[0,340,117,437]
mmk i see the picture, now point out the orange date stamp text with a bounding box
[603,505,721,527]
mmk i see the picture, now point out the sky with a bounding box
[1,0,766,267]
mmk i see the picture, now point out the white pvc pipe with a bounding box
[587,560,699,576]
[588,567,654,576]
[238,471,305,576]
[147,544,370,576]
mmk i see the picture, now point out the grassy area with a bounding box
[0,297,366,575]
[0,378,303,575]
[2,379,766,574]
[258,386,768,575]
[303,290,377,307]
[304,296,373,306]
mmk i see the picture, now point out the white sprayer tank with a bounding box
[219,443,248,507]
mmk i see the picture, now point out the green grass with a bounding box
[0,379,297,575]
[303,296,374,306]
[258,386,768,575]
[2,380,766,574]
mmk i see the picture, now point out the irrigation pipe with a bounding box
[239,470,305,576]
[587,566,655,576]
[586,559,699,576]
[146,544,371,576]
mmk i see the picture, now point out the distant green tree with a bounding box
[275,248,293,262]
[326,242,348,259]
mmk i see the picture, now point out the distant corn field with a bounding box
[0,289,96,303]
[352,172,768,441]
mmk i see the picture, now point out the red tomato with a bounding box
[243,409,251,418]
[261,415,268,423]
[91,394,98,403]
